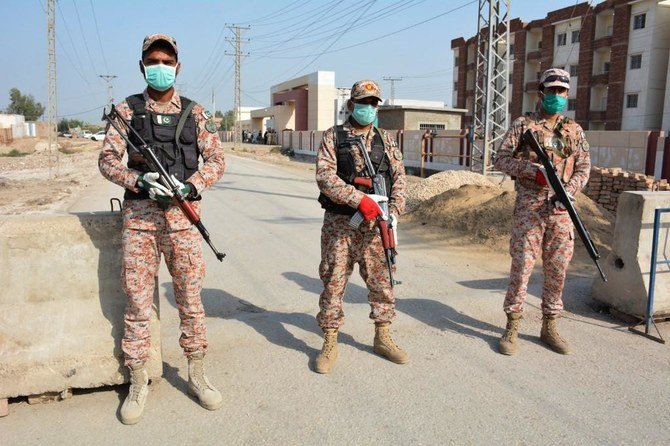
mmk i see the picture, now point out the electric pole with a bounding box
[382,76,403,105]
[46,0,58,178]
[99,75,117,109]
[225,24,250,150]
[472,0,510,175]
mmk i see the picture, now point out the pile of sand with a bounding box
[404,170,498,212]
[406,183,615,252]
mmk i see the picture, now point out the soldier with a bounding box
[493,68,591,356]
[99,34,226,424]
[314,80,407,373]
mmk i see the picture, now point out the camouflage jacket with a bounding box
[316,121,406,218]
[98,89,225,230]
[494,111,591,200]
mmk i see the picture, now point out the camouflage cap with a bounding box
[350,80,382,101]
[540,68,570,90]
[142,34,178,56]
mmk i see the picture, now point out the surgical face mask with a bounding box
[143,62,176,92]
[351,103,378,126]
[541,93,567,114]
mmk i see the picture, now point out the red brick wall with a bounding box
[605,3,631,130]
[576,13,595,127]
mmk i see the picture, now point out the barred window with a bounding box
[557,33,567,46]
[571,30,580,43]
[419,124,446,131]
[630,54,642,70]
[567,99,577,111]
[626,93,639,108]
[633,13,646,30]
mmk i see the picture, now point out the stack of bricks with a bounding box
[585,167,670,213]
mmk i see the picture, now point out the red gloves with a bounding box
[358,195,383,221]
[535,166,549,187]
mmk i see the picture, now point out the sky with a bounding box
[0,0,581,124]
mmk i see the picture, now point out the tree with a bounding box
[5,88,45,121]
[219,109,235,131]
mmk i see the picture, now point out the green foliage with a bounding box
[5,88,45,121]
[219,109,235,131]
[0,149,28,157]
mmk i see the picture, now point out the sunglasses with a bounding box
[543,75,569,84]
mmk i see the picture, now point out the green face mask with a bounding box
[541,94,567,114]
[143,63,176,92]
[351,103,377,126]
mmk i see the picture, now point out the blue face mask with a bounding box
[143,63,176,92]
[351,103,377,126]
[541,94,567,114]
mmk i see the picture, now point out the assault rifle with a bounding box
[522,129,606,281]
[102,106,226,262]
[347,137,400,287]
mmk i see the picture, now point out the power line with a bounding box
[383,76,403,105]
[89,0,110,73]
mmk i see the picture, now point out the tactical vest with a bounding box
[512,114,576,186]
[124,94,199,200]
[318,125,394,215]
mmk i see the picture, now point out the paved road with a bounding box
[4,153,670,445]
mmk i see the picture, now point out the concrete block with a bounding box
[0,213,162,399]
[592,192,670,317]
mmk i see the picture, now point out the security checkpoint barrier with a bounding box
[592,192,670,319]
[0,212,162,412]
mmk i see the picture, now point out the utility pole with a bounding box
[99,75,117,109]
[46,0,58,179]
[211,88,216,118]
[472,0,510,175]
[382,76,403,105]
[225,24,250,150]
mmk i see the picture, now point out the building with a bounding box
[378,99,467,131]
[451,0,670,131]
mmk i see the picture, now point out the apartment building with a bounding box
[451,0,670,131]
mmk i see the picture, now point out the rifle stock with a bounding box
[521,129,606,281]
[349,137,400,288]
[102,107,226,262]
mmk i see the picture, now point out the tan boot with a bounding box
[373,322,409,364]
[188,353,223,410]
[120,363,149,425]
[315,328,339,374]
[540,314,571,355]
[499,312,522,356]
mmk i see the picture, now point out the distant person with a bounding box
[263,130,268,145]
[493,68,591,356]
[314,80,407,373]
[98,34,226,424]
[242,129,247,143]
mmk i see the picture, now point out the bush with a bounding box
[0,149,28,157]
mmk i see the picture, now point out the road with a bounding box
[4,152,670,445]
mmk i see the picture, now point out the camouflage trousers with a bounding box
[317,212,395,329]
[121,226,207,366]
[504,200,574,315]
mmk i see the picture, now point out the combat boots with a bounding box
[373,322,409,364]
[315,328,339,374]
[120,363,149,425]
[540,314,571,354]
[499,312,522,356]
[187,353,223,410]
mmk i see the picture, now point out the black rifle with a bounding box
[348,137,400,287]
[522,129,606,281]
[102,106,226,262]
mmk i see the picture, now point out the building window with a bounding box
[557,33,567,46]
[606,25,613,36]
[419,124,446,131]
[626,93,639,108]
[603,62,610,74]
[630,54,642,69]
[454,56,459,67]
[509,43,515,59]
[633,13,646,30]
[538,40,542,49]
[454,81,458,91]
[569,65,578,77]
[571,30,580,43]
[568,99,577,111]
[509,72,513,83]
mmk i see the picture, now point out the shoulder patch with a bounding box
[203,110,213,120]
[205,120,218,133]
[393,148,403,161]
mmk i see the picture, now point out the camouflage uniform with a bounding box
[494,111,590,315]
[315,121,406,329]
[99,89,225,366]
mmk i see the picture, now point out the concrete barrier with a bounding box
[592,191,670,317]
[0,212,162,400]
